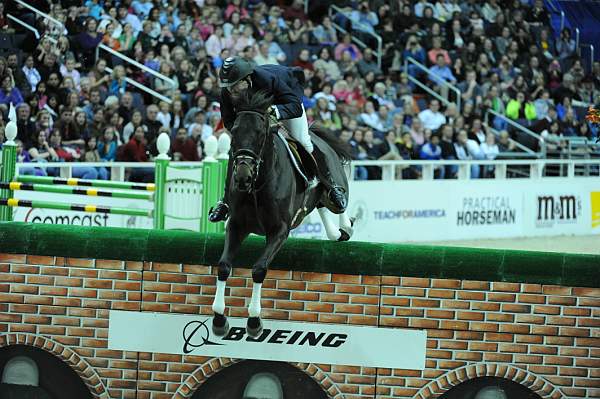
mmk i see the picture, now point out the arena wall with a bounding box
[0,223,598,399]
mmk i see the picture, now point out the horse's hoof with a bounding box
[212,313,229,336]
[246,317,263,338]
[337,229,350,241]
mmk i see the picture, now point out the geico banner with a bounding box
[12,190,153,229]
[108,310,427,370]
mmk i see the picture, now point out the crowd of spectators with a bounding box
[0,0,598,181]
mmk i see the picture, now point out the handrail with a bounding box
[7,14,40,39]
[96,44,176,86]
[580,44,595,72]
[404,56,461,114]
[575,28,580,52]
[104,66,173,104]
[560,11,565,32]
[328,4,383,69]
[484,109,546,157]
[12,0,64,30]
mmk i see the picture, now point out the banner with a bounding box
[108,310,426,370]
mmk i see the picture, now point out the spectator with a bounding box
[454,129,481,178]
[313,47,341,81]
[118,6,143,35]
[284,0,307,23]
[439,124,458,177]
[16,104,36,148]
[506,92,537,121]
[418,99,446,132]
[480,132,499,177]
[556,28,576,62]
[349,2,379,35]
[497,130,516,153]
[312,16,337,46]
[22,55,42,93]
[427,36,451,66]
[98,127,118,162]
[419,134,444,178]
[83,136,109,179]
[0,73,24,108]
[171,127,200,161]
[6,53,29,96]
[429,53,457,87]
[334,34,362,61]
[254,41,279,66]
[75,18,103,68]
[357,48,382,78]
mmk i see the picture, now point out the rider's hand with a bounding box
[269,105,279,120]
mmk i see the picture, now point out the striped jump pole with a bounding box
[0,182,154,201]
[15,175,156,192]
[0,198,152,217]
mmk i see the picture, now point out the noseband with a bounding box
[232,110,270,192]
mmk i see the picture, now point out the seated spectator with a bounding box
[315,98,342,133]
[439,124,458,178]
[454,129,481,178]
[334,34,362,61]
[55,108,85,149]
[357,48,382,78]
[429,54,457,87]
[22,55,42,94]
[83,136,109,180]
[75,18,103,68]
[360,101,384,132]
[338,50,359,76]
[254,42,279,66]
[497,130,516,153]
[98,127,118,162]
[187,110,213,142]
[419,134,444,178]
[0,74,24,109]
[313,47,341,82]
[349,2,379,35]
[506,92,537,121]
[312,16,337,46]
[171,127,200,161]
[458,70,482,105]
[418,99,446,132]
[122,110,145,143]
[480,132,499,177]
[427,36,451,66]
[556,28,576,61]
[16,104,36,148]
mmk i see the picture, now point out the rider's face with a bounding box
[228,79,249,99]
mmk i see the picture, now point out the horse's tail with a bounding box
[309,123,353,163]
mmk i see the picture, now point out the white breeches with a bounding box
[281,104,313,153]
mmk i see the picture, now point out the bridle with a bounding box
[232,110,271,193]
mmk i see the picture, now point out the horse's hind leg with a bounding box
[212,223,248,336]
[247,225,289,338]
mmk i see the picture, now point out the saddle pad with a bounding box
[275,131,309,187]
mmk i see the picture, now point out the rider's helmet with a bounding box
[219,57,254,88]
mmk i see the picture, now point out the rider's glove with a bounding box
[269,105,280,120]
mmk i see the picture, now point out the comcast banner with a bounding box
[108,310,426,370]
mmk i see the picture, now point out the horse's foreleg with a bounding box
[318,208,342,241]
[212,222,248,336]
[246,225,289,337]
[338,212,354,241]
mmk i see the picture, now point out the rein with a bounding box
[232,110,271,194]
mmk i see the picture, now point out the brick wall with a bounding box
[1,253,599,399]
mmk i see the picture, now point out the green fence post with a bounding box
[0,120,18,222]
[216,134,231,234]
[153,133,171,230]
[201,136,220,234]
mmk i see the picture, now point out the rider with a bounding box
[208,57,347,222]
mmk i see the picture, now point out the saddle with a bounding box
[274,128,315,188]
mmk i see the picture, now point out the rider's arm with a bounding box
[271,77,303,120]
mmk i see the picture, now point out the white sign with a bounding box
[12,190,153,229]
[108,310,426,370]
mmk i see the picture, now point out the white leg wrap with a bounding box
[212,280,226,315]
[248,283,262,318]
[282,104,313,153]
[319,208,341,241]
[339,212,352,232]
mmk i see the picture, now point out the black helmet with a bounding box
[219,57,254,88]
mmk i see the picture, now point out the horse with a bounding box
[211,90,355,338]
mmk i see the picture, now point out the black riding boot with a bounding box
[309,148,347,212]
[208,159,233,222]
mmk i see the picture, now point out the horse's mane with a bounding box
[236,90,274,113]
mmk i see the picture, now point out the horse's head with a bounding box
[230,90,273,193]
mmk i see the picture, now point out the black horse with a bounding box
[211,91,354,337]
